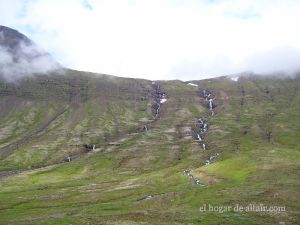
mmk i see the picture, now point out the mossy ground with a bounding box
[0,72,299,224]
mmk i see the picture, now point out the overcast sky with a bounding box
[1,0,300,80]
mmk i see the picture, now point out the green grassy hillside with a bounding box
[0,71,299,225]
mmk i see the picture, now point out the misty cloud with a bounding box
[241,47,300,75]
[170,56,236,80]
[0,0,300,80]
[0,30,60,81]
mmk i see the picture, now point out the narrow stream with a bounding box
[183,89,219,188]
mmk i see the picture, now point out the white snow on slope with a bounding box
[230,77,239,82]
[160,98,167,103]
[187,83,198,86]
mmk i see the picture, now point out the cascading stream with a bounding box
[183,89,219,187]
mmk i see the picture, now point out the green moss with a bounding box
[203,157,256,181]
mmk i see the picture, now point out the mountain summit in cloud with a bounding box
[0,25,60,81]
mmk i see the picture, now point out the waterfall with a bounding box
[209,99,213,110]
[92,144,95,150]
[197,134,202,142]
[194,178,200,184]
[202,143,206,150]
[198,118,203,124]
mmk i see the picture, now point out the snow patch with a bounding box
[231,77,239,82]
[160,98,167,103]
[187,83,198,87]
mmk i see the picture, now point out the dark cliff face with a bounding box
[0,25,60,80]
[0,26,32,48]
[0,25,44,61]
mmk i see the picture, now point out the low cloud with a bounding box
[0,32,60,81]
[1,0,300,80]
[241,47,300,75]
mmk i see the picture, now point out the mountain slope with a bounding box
[0,70,152,170]
[0,27,299,225]
[0,74,299,225]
